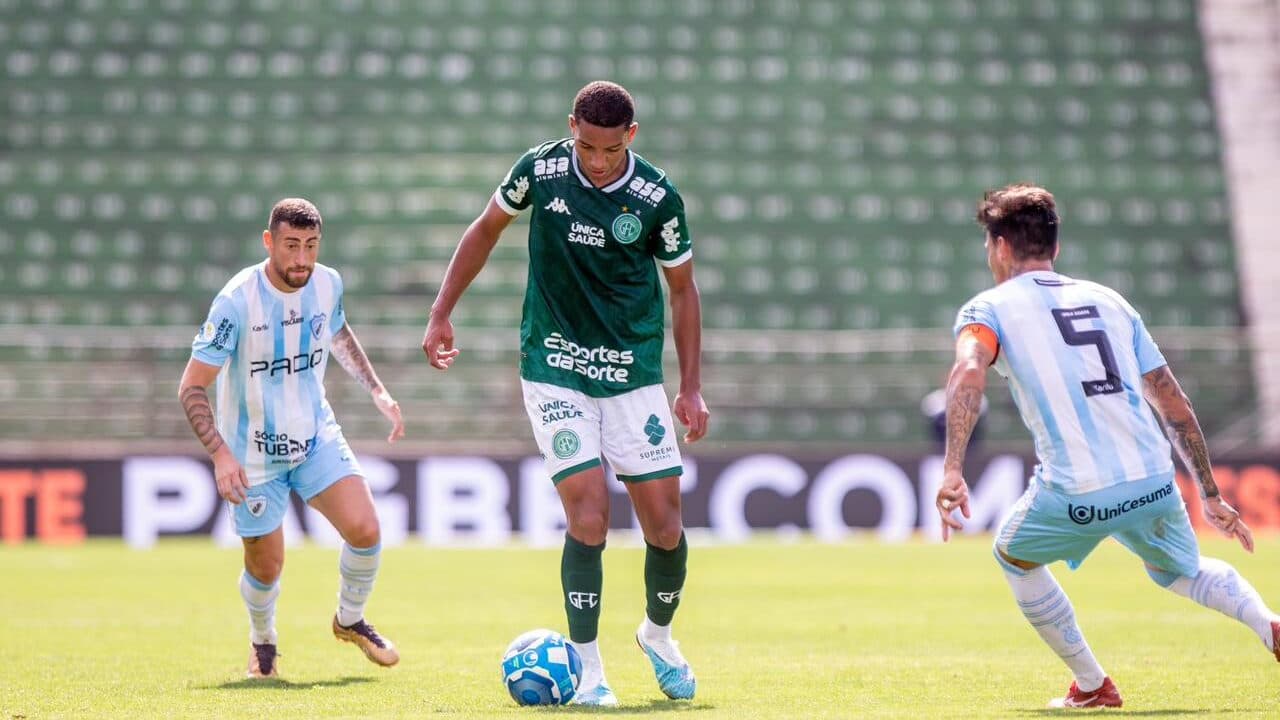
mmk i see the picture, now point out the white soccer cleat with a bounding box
[572,679,619,706]
[636,621,696,700]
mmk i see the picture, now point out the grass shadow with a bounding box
[551,700,715,715]
[1019,710,1213,717]
[203,676,376,691]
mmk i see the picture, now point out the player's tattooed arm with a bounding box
[1142,365,1218,498]
[331,325,384,394]
[943,331,996,473]
[178,357,233,459]
[180,385,223,455]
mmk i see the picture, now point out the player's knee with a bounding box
[568,512,609,546]
[341,516,381,549]
[246,556,283,585]
[647,519,684,551]
[1144,563,1182,588]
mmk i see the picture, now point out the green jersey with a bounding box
[494,138,693,398]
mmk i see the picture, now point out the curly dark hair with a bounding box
[572,80,635,128]
[268,198,322,232]
[975,183,1059,260]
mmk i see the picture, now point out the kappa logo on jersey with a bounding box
[626,176,668,205]
[657,590,681,604]
[246,496,267,518]
[660,217,681,253]
[568,591,598,610]
[506,176,530,204]
[534,156,570,179]
[544,197,571,215]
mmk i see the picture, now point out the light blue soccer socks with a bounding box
[1000,561,1107,692]
[337,542,381,627]
[239,570,280,645]
[1166,557,1279,653]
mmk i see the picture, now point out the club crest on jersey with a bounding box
[552,429,580,459]
[611,212,643,245]
[246,496,267,518]
[310,312,326,339]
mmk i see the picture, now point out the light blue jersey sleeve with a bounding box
[954,295,1001,341]
[191,294,240,366]
[1131,309,1166,374]
[329,269,347,336]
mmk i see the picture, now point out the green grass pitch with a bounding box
[3,535,1277,718]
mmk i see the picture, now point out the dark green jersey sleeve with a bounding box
[649,182,692,267]
[494,148,538,215]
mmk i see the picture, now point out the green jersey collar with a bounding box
[571,146,636,193]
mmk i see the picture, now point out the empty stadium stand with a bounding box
[0,0,1255,451]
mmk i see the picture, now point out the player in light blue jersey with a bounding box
[937,184,1279,709]
[179,199,406,678]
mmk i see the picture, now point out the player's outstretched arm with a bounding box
[178,358,249,504]
[422,198,517,370]
[332,325,404,444]
[1142,365,1254,551]
[663,261,709,443]
[937,328,996,540]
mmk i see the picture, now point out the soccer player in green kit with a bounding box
[422,81,709,705]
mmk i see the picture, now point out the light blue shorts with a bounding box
[995,472,1199,578]
[233,435,363,538]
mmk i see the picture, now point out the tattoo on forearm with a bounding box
[945,385,984,470]
[180,385,224,455]
[331,327,382,394]
[1145,367,1218,497]
[1167,417,1218,497]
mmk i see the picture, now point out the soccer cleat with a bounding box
[636,622,696,700]
[1047,676,1123,709]
[572,679,619,707]
[246,642,278,678]
[332,615,400,667]
[1270,619,1280,662]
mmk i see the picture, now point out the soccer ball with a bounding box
[501,629,582,706]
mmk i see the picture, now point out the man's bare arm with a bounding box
[1142,365,1217,498]
[178,358,226,456]
[942,332,996,474]
[331,324,384,394]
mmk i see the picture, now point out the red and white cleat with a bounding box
[1047,676,1123,709]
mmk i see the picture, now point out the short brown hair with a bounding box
[572,81,635,128]
[975,184,1059,260]
[268,198,322,232]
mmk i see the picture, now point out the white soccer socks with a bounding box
[240,570,280,646]
[1000,563,1107,692]
[337,542,381,627]
[1166,557,1279,653]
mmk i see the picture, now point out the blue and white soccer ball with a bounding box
[501,629,582,706]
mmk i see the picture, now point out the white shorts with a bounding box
[521,380,684,484]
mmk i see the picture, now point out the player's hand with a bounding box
[673,389,710,443]
[213,448,250,505]
[373,388,405,444]
[422,313,460,370]
[936,470,971,542]
[1202,495,1254,553]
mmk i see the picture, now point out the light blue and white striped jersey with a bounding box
[191,260,347,485]
[954,270,1173,494]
